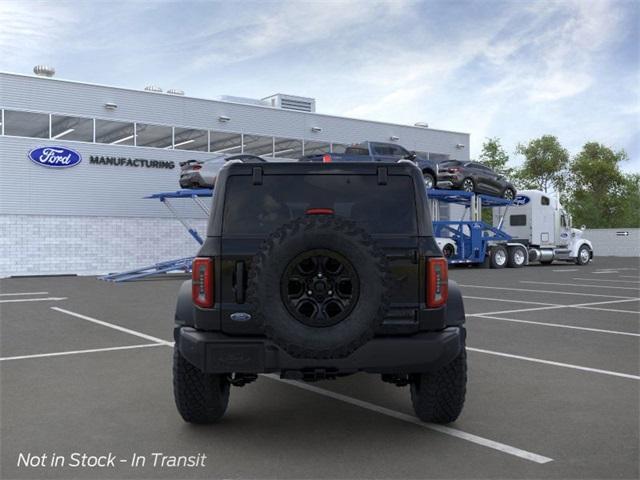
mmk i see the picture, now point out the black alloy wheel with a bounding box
[462,178,475,192]
[281,249,360,328]
[503,188,515,201]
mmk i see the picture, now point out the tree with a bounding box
[565,142,638,228]
[479,137,512,176]
[515,135,569,193]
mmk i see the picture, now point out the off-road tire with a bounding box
[410,341,467,424]
[173,347,230,424]
[247,215,390,359]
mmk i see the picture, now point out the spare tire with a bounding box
[247,215,390,359]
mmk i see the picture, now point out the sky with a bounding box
[1,0,638,172]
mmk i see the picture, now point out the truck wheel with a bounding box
[507,246,526,268]
[248,215,390,359]
[489,245,507,269]
[423,172,435,190]
[410,340,467,424]
[576,245,591,265]
[173,347,230,424]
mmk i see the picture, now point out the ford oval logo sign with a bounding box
[28,146,82,168]
[513,195,530,206]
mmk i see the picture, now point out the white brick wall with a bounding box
[0,214,207,277]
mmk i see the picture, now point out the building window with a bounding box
[303,140,330,156]
[3,110,49,138]
[243,134,274,157]
[173,127,208,151]
[51,114,93,142]
[135,123,173,148]
[273,137,303,159]
[95,119,135,145]
[210,131,243,154]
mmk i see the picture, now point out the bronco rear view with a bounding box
[173,161,467,424]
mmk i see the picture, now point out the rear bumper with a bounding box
[436,174,463,188]
[175,326,465,375]
[179,172,207,188]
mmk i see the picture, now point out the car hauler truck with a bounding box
[430,188,593,268]
[493,190,593,266]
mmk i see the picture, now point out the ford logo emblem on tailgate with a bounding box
[28,146,82,168]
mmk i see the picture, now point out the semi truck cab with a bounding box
[494,190,593,265]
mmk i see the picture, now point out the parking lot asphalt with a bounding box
[1,256,638,479]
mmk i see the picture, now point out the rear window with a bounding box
[344,147,369,156]
[222,174,417,235]
[439,160,462,168]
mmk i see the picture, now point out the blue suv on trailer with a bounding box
[173,160,467,424]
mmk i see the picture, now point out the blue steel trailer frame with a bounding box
[100,189,213,282]
[428,189,513,265]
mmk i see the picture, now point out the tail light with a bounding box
[192,257,214,308]
[426,258,448,308]
[448,167,460,173]
[305,208,334,215]
[191,165,202,170]
[322,154,332,163]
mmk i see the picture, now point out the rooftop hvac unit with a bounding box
[144,85,163,93]
[33,65,55,77]
[167,89,185,95]
[262,94,316,113]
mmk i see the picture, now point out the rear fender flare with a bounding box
[175,280,194,327]
[445,280,465,326]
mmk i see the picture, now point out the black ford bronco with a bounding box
[173,161,467,424]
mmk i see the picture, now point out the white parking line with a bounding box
[521,281,640,291]
[0,291,49,296]
[51,307,174,346]
[0,343,165,362]
[552,269,579,272]
[265,374,553,464]
[469,314,640,337]
[620,275,640,279]
[464,296,557,306]
[0,297,67,304]
[469,298,640,317]
[573,278,640,284]
[458,284,637,299]
[467,347,640,380]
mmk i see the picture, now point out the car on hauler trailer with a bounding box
[173,161,467,424]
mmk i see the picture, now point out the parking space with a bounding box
[1,257,638,479]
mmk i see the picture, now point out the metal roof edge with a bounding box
[0,71,470,137]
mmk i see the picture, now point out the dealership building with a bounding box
[0,69,470,278]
